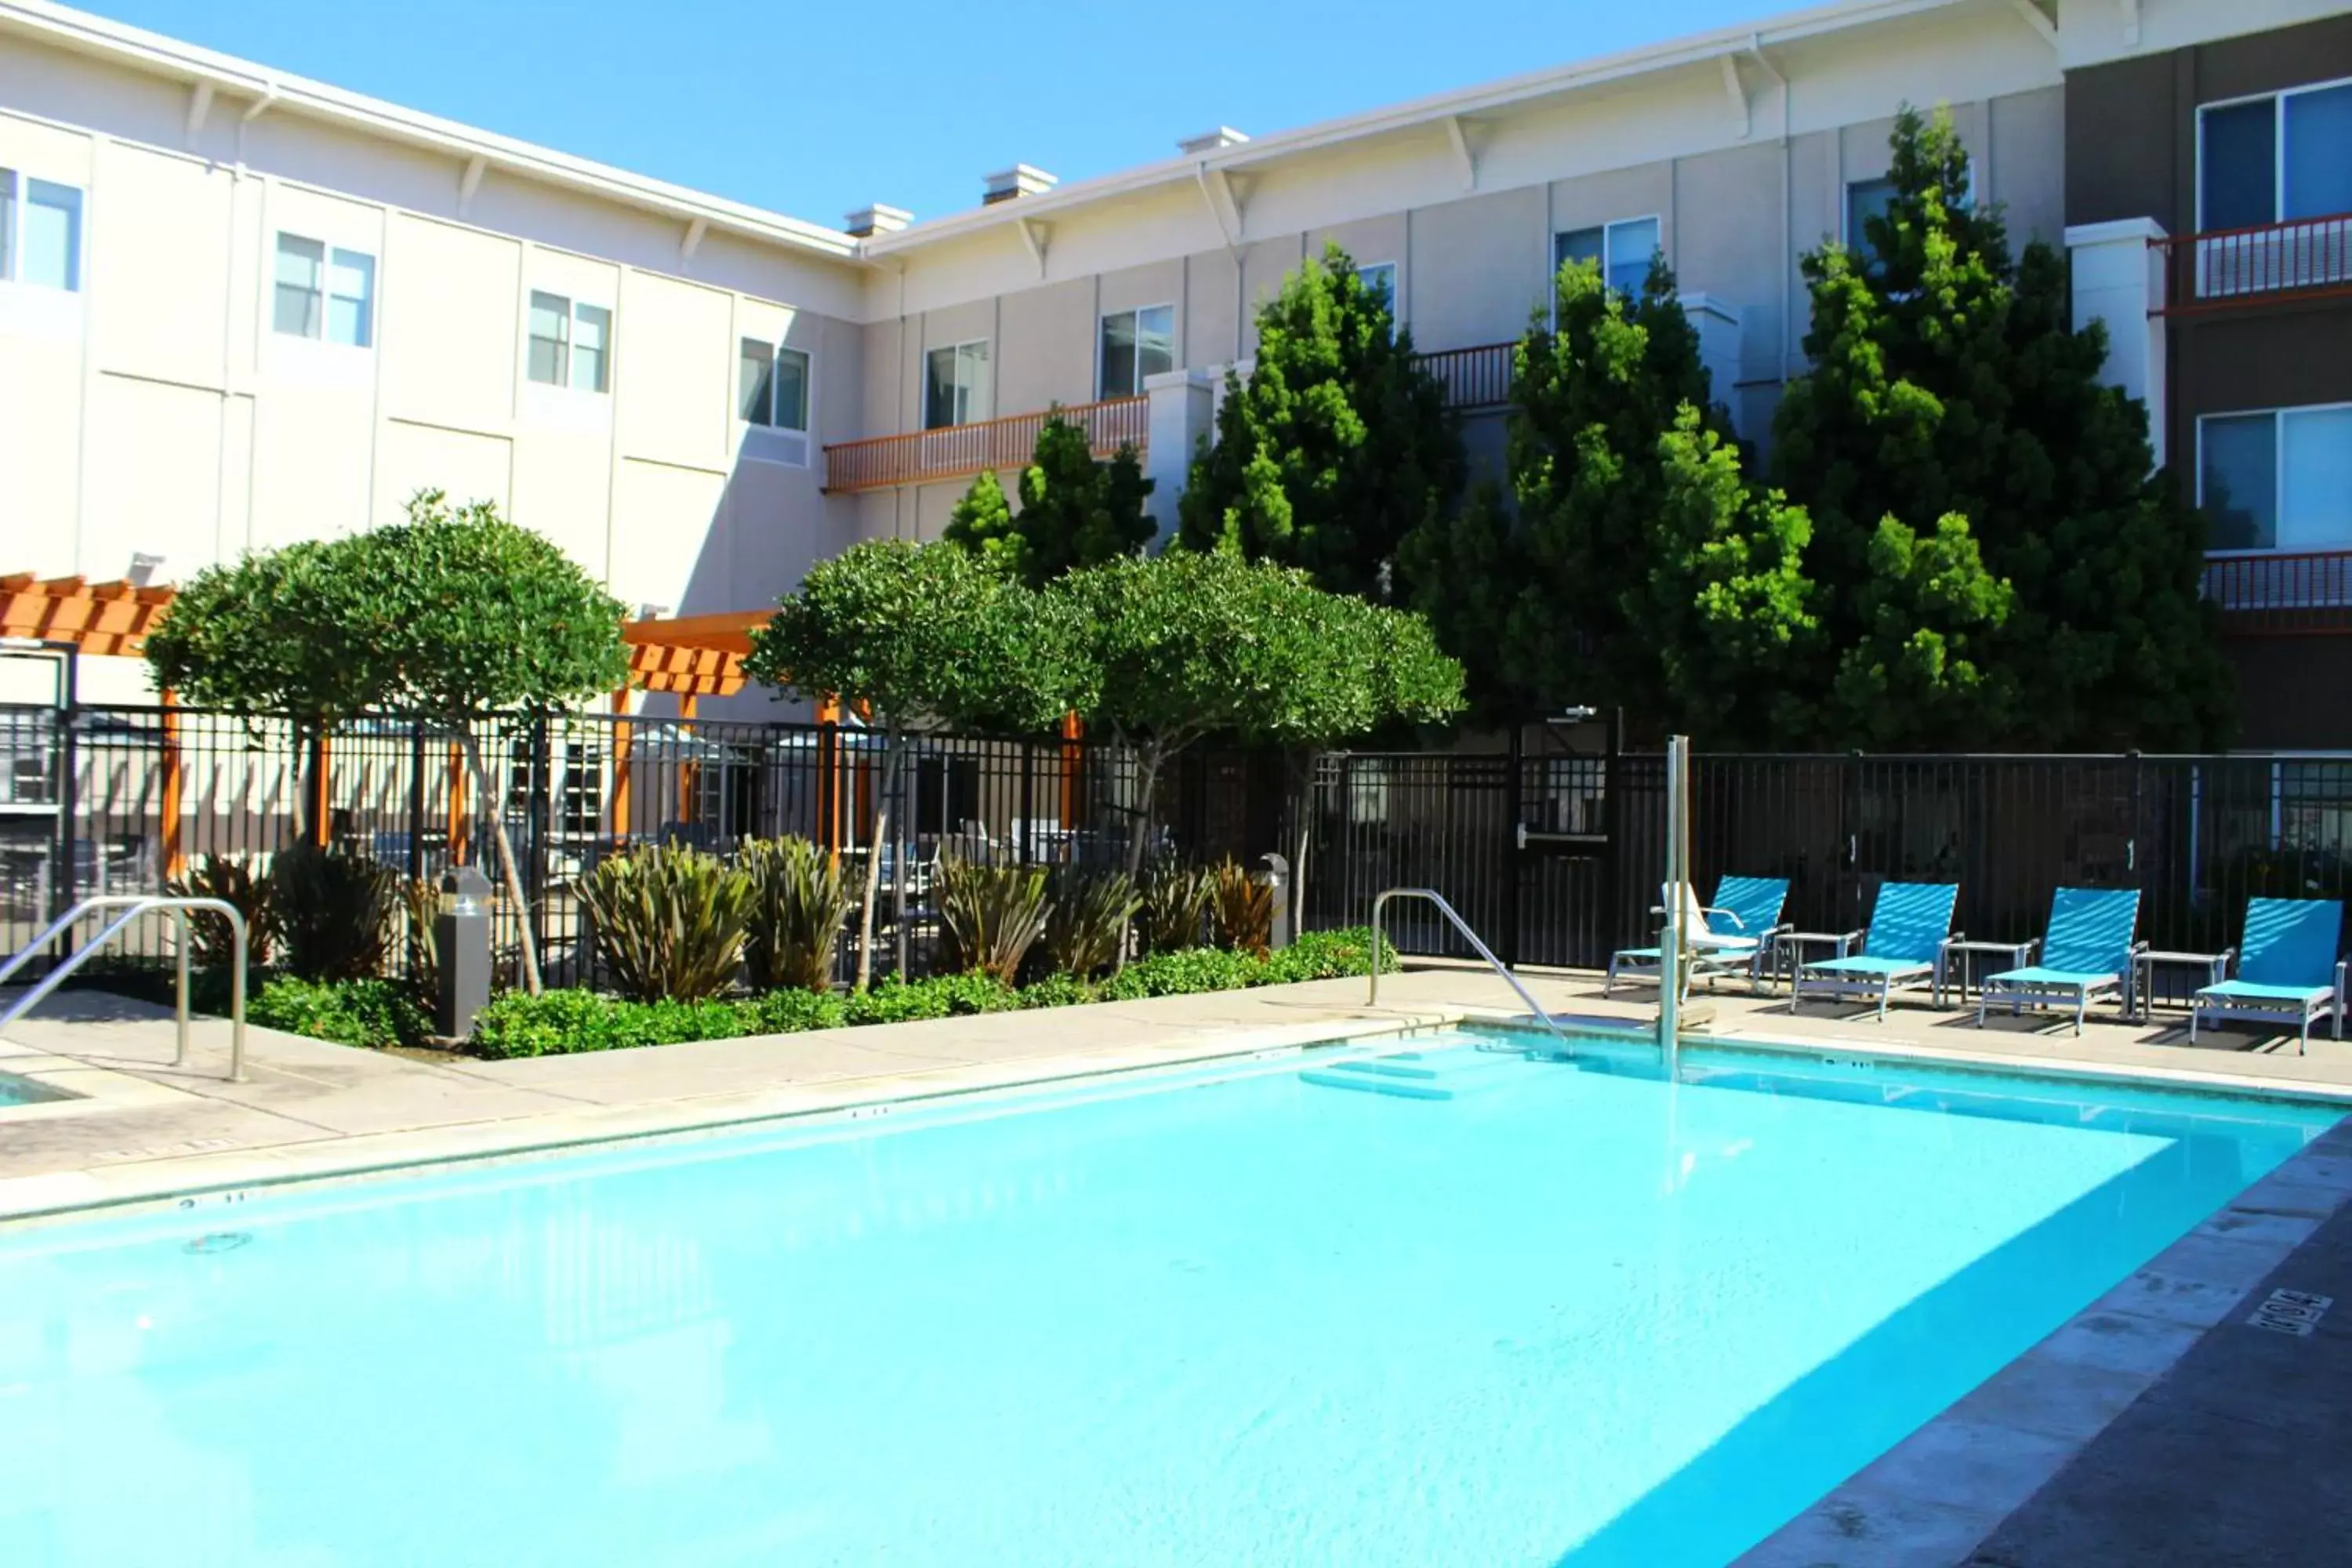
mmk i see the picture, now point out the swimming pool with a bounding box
[0,1070,66,1108]
[0,1028,2336,1566]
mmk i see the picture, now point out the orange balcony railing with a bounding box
[2202,550,2352,633]
[1420,341,1517,409]
[823,396,1149,494]
[2156,212,2352,314]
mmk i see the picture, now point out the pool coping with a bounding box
[0,1009,1472,1229]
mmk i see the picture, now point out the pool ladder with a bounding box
[0,895,251,1082]
[1367,887,1573,1049]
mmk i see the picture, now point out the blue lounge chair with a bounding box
[1791,881,1958,1022]
[2192,898,2346,1054]
[1606,875,1791,996]
[1976,887,2142,1035]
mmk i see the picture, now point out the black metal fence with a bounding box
[2,701,1283,984]
[1306,749,2352,985]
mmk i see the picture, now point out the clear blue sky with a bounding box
[90,0,1776,228]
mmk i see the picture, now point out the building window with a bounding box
[1356,261,1397,311]
[1554,218,1661,296]
[2201,80,2352,232]
[528,291,611,392]
[738,338,810,430]
[925,339,991,429]
[1098,305,1174,398]
[273,233,375,346]
[560,742,604,837]
[2199,405,2352,552]
[0,171,84,292]
[1843,177,1897,254]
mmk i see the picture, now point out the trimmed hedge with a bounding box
[469,927,1389,1060]
[248,975,430,1050]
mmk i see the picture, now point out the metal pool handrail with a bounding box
[1367,887,1571,1046]
[0,895,250,1083]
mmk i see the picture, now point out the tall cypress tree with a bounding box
[1771,105,2233,750]
[1177,243,1461,601]
[943,412,1153,587]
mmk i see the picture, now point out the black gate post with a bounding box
[1019,739,1036,866]
[406,721,426,885]
[52,649,80,960]
[1600,709,1624,957]
[527,713,552,971]
[1504,718,1524,967]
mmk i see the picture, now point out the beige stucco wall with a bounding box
[0,27,863,628]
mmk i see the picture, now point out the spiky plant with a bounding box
[935,853,1051,985]
[271,844,401,982]
[1210,858,1275,959]
[1138,858,1214,953]
[575,841,755,1003]
[164,853,275,970]
[1041,867,1141,980]
[400,877,441,1001]
[739,836,855,993]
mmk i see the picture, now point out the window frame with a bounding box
[527,289,613,394]
[924,338,993,430]
[2,170,85,292]
[1552,215,1664,296]
[272,230,376,347]
[2195,73,2352,233]
[1096,302,1177,400]
[2195,399,2352,555]
[737,334,813,434]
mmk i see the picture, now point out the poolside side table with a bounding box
[2134,949,2229,1024]
[1934,939,2035,1008]
[1771,931,1854,993]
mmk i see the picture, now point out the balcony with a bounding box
[822,397,1148,495]
[2203,550,2352,633]
[2155,212,2352,315]
[1418,342,1516,410]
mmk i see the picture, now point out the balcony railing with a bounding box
[823,396,1149,494]
[1420,341,1517,410]
[2202,550,2352,633]
[823,343,1520,492]
[2156,212,2352,314]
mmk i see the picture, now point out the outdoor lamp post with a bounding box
[434,865,494,1041]
[1261,852,1291,950]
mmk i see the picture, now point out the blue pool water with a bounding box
[0,1030,2336,1567]
[0,1072,64,1107]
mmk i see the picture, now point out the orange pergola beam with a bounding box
[0,574,176,655]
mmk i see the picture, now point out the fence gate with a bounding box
[1508,720,1617,969]
[0,642,74,954]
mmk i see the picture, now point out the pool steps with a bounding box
[1299,1049,1533,1102]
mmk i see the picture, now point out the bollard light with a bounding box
[434,865,494,1041]
[1261,852,1291,951]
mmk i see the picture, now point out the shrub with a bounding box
[1263,927,1391,984]
[739,836,854,992]
[249,975,429,1049]
[1138,859,1213,953]
[626,998,747,1047]
[472,989,619,1059]
[575,841,754,1003]
[740,987,851,1035]
[935,855,1051,984]
[1018,971,1096,1010]
[1040,867,1139,980]
[164,853,275,970]
[1210,858,1275,958]
[272,844,401,982]
[844,973,1019,1026]
[1097,946,1266,1000]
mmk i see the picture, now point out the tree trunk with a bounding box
[854,732,902,991]
[1124,739,1169,884]
[459,728,543,996]
[1287,747,1315,937]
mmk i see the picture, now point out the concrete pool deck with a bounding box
[5,961,2352,1566]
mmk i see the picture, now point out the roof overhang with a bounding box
[0,0,863,265]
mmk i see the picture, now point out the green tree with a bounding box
[1770,104,2232,749]
[1176,244,1462,601]
[943,412,1155,587]
[355,490,630,994]
[144,540,394,841]
[1399,256,1815,742]
[1051,551,1463,877]
[743,540,1080,987]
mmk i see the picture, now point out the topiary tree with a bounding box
[943,412,1155,587]
[144,539,394,842]
[356,490,630,994]
[743,540,1083,988]
[1770,103,2233,749]
[1052,550,1463,879]
[1176,243,1463,601]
